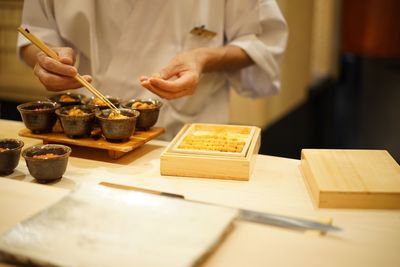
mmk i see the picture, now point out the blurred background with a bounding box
[1,0,399,162]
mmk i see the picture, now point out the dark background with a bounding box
[259,56,400,163]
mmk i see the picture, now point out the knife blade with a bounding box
[99,182,341,233]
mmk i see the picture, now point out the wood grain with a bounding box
[160,124,261,181]
[19,127,165,159]
[300,149,400,209]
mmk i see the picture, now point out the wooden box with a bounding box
[300,149,400,209]
[160,123,261,181]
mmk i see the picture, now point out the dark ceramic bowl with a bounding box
[17,101,60,133]
[86,96,121,110]
[121,99,162,130]
[95,108,140,142]
[56,105,97,138]
[0,139,24,175]
[22,144,71,183]
[48,92,86,107]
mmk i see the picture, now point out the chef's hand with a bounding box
[139,46,253,100]
[23,45,92,91]
[140,50,202,100]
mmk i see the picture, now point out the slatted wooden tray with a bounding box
[19,127,165,159]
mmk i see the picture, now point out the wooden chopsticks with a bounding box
[17,26,120,113]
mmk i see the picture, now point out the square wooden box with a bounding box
[160,123,261,181]
[300,149,400,209]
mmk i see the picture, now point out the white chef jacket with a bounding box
[18,0,288,140]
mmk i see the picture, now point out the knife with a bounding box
[99,182,341,233]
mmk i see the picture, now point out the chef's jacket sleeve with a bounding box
[17,0,64,58]
[225,0,288,98]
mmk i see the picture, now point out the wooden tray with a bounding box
[19,127,165,159]
[160,123,261,181]
[300,149,400,209]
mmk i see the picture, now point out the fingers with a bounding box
[82,75,93,83]
[145,85,193,100]
[159,67,176,80]
[37,51,77,77]
[140,76,150,82]
[33,47,93,91]
[140,50,201,99]
[54,47,76,65]
[34,63,91,91]
[140,73,197,100]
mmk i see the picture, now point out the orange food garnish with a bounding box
[92,97,107,106]
[67,107,87,116]
[107,111,128,120]
[32,153,58,159]
[131,102,157,109]
[60,95,76,102]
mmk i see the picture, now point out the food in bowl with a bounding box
[22,144,71,183]
[55,105,96,138]
[95,108,140,142]
[0,138,24,175]
[67,107,88,116]
[60,94,76,102]
[92,97,106,106]
[32,153,58,159]
[48,92,86,106]
[108,111,128,120]
[131,101,158,109]
[33,107,52,111]
[17,101,60,133]
[122,99,162,130]
[87,96,120,110]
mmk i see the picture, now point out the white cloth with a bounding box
[18,0,288,140]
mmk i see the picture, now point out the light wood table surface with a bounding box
[0,119,399,267]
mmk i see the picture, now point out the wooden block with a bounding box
[160,124,261,181]
[301,149,400,209]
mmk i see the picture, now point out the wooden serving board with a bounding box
[19,127,164,159]
[300,149,400,209]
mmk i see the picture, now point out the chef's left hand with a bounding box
[140,50,203,100]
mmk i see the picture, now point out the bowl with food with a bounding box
[86,96,121,110]
[0,138,24,175]
[121,99,162,130]
[22,144,71,183]
[48,92,86,107]
[56,105,97,138]
[95,108,140,142]
[17,101,60,134]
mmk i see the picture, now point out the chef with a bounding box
[18,0,288,140]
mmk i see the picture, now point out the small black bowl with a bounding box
[95,108,140,142]
[22,144,71,183]
[86,96,121,110]
[56,105,97,138]
[121,99,162,130]
[0,139,24,175]
[48,92,86,107]
[17,101,60,134]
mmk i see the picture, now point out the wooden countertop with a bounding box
[0,119,399,266]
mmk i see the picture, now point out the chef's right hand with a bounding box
[33,47,92,91]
